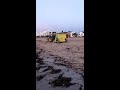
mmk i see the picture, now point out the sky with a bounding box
[36,0,84,33]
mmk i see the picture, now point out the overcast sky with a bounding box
[36,0,84,33]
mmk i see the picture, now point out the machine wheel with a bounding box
[65,39,67,42]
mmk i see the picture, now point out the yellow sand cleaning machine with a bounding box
[48,33,67,43]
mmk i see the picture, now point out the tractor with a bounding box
[48,33,67,43]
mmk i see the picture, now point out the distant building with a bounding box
[79,31,84,37]
[36,30,51,37]
[66,31,75,37]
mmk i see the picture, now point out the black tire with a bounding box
[65,39,67,42]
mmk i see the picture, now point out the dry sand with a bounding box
[36,37,84,74]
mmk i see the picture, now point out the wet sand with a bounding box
[36,37,84,90]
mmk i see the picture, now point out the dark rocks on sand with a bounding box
[36,58,44,64]
[50,69,61,74]
[49,74,75,87]
[42,66,53,72]
[79,85,83,90]
[36,75,45,81]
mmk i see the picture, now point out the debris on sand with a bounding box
[36,75,45,81]
[39,49,45,53]
[50,69,61,74]
[54,63,66,66]
[36,51,41,55]
[49,74,75,87]
[79,85,83,90]
[36,58,44,64]
[36,66,41,70]
[42,65,61,74]
[49,54,54,56]
[66,47,70,50]
[42,66,53,72]
[36,54,39,59]
[36,66,47,70]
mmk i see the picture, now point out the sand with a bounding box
[36,37,84,74]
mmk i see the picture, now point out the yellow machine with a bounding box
[48,33,67,43]
[54,33,67,42]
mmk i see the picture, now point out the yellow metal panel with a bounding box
[56,34,66,42]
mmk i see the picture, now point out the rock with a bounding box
[36,75,45,81]
[49,73,75,87]
[50,69,61,74]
